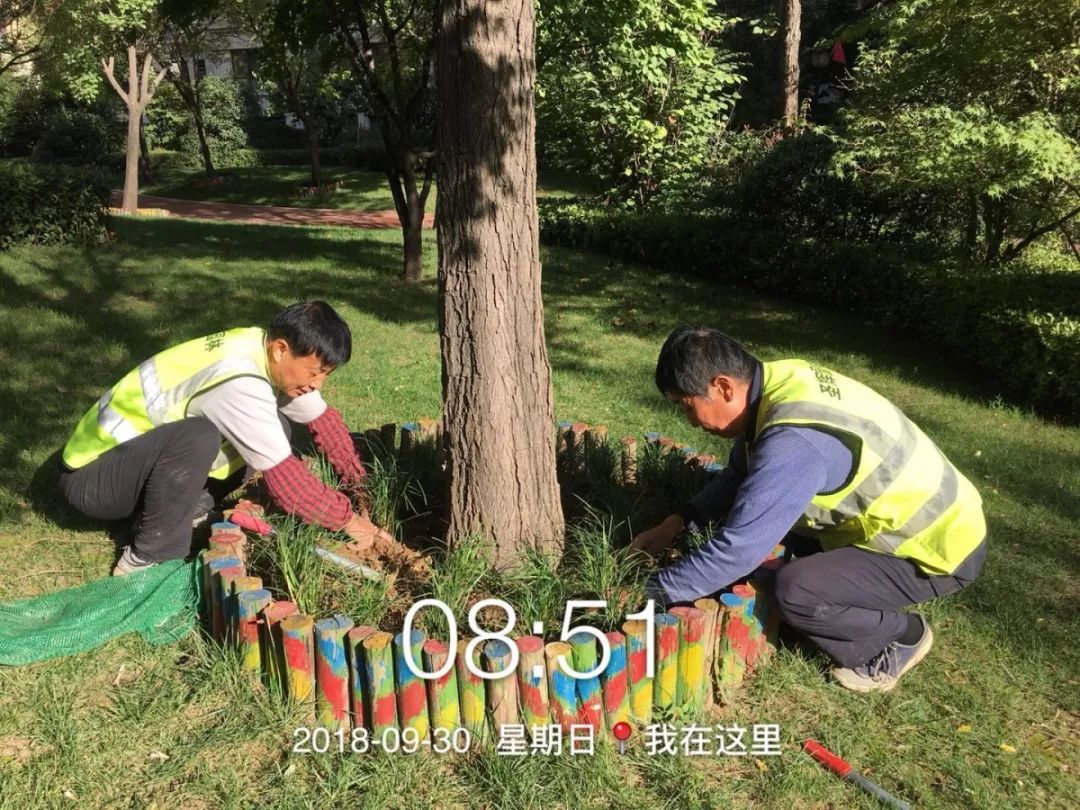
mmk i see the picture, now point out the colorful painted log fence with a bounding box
[200,424,787,746]
[350,420,726,493]
[198,541,787,746]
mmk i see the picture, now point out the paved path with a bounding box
[109,191,434,230]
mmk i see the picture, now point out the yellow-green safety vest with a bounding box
[755,360,986,575]
[63,327,271,480]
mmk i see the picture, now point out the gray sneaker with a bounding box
[111,546,158,576]
[832,616,934,693]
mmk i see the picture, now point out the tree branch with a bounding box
[327,0,402,130]
[139,49,154,106]
[1002,204,1080,262]
[101,56,130,107]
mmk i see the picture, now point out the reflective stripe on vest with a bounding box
[756,360,985,574]
[62,328,269,479]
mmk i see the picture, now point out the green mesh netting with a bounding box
[0,559,201,666]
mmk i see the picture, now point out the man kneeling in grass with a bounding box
[632,326,987,692]
[58,300,393,576]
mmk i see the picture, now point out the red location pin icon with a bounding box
[612,721,632,754]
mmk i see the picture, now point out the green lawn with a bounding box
[0,218,1077,808]
[138,165,591,211]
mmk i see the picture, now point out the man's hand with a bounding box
[343,512,395,551]
[631,514,685,559]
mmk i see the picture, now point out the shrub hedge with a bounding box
[538,200,1080,419]
[0,162,110,249]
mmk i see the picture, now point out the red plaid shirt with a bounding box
[262,407,364,531]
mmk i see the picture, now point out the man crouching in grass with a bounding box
[58,300,394,575]
[632,326,987,692]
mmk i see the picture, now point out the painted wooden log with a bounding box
[732,583,765,671]
[600,630,631,728]
[569,631,603,730]
[584,424,608,455]
[260,600,298,693]
[423,639,460,734]
[230,575,262,646]
[399,422,419,461]
[515,635,550,733]
[199,548,234,629]
[742,580,774,670]
[209,532,246,567]
[556,421,573,474]
[483,639,520,737]
[206,556,241,642]
[236,588,271,675]
[622,619,653,724]
[315,615,355,731]
[653,612,680,710]
[456,639,487,742]
[363,631,398,736]
[395,628,429,740]
[567,422,590,475]
[717,592,751,690]
[210,520,240,537]
[545,641,577,733]
[755,557,785,650]
[670,606,706,714]
[693,598,722,711]
[216,565,246,645]
[379,422,397,457]
[346,625,377,729]
[280,614,316,718]
[619,436,638,486]
[362,427,382,455]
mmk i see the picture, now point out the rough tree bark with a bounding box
[103,45,168,214]
[780,0,801,133]
[437,0,565,566]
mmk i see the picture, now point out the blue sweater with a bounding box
[649,368,854,605]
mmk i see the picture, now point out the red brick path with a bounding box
[108,191,435,230]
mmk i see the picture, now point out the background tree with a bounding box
[324,0,438,283]
[437,0,564,564]
[46,0,168,213]
[156,0,230,177]
[1,0,55,77]
[233,0,350,188]
[779,0,801,132]
[834,0,1080,263]
[536,0,744,210]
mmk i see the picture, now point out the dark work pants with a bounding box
[58,417,235,563]
[773,535,987,668]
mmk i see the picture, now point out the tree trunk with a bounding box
[964,189,979,258]
[138,113,152,181]
[780,0,802,133]
[401,152,426,283]
[437,0,565,566]
[402,203,424,283]
[982,194,1005,264]
[193,110,215,178]
[303,115,322,188]
[122,109,140,213]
